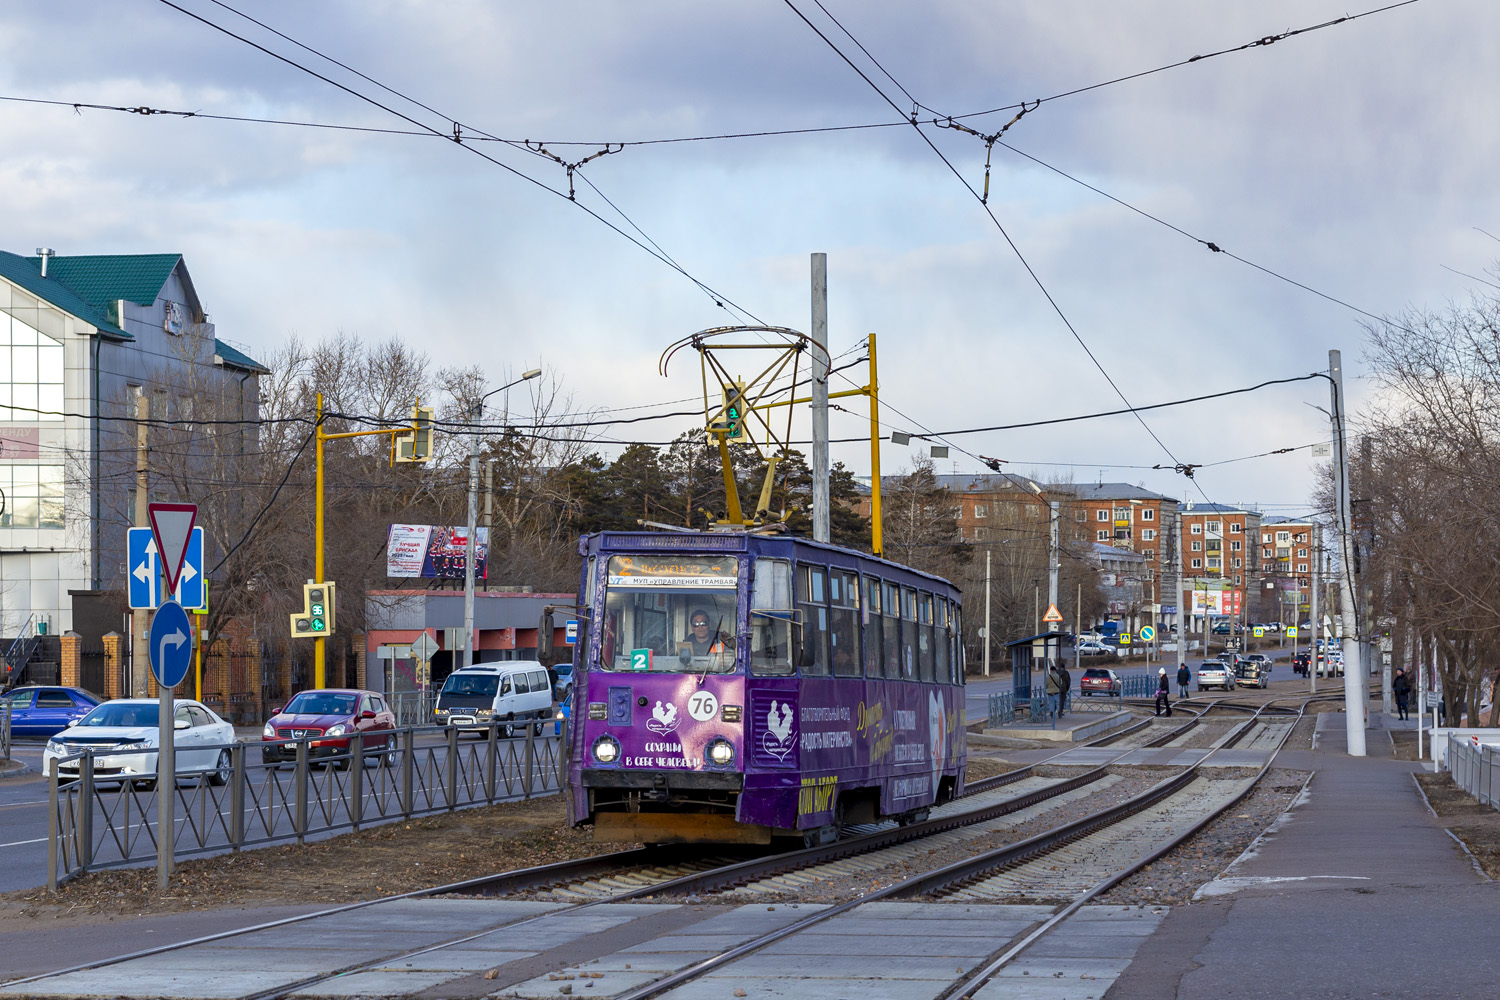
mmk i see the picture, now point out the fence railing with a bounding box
[1,699,10,760]
[987,692,1016,728]
[46,722,567,890]
[1121,672,1155,699]
[389,690,436,727]
[1445,734,1500,809]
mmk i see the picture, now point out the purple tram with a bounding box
[566,530,966,846]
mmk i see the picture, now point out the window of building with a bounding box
[0,465,64,528]
[1230,523,1242,533]
[1207,557,1221,569]
[1141,528,1156,541]
[1113,507,1131,521]
[1234,574,1242,584]
[1191,524,1202,535]
[1207,521,1221,534]
[1192,558,1202,569]
[974,504,988,518]
[1262,532,1272,543]
[0,307,65,421]
[1145,550,1155,560]
[1097,509,1109,522]
[1297,563,1308,573]
[1142,508,1155,521]
[1233,558,1243,568]
[1277,547,1291,559]
[1230,540,1241,551]
[1297,548,1307,558]
[1096,529,1109,541]
[1276,531,1291,542]
[1191,540,1202,552]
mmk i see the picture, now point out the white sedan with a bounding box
[43,698,236,785]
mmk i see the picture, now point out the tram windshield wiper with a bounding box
[700,615,725,686]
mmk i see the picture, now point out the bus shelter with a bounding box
[1006,631,1075,702]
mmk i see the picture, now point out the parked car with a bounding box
[1077,641,1113,657]
[434,662,555,736]
[1197,662,1236,691]
[2,686,103,739]
[262,689,397,768]
[1211,622,1233,635]
[1292,651,1311,676]
[43,698,235,785]
[1079,667,1122,696]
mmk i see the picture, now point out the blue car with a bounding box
[4,686,103,739]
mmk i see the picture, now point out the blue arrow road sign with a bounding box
[149,600,193,689]
[128,527,204,610]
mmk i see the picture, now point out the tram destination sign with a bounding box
[607,554,737,588]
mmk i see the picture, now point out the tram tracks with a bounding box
[5,700,1243,1000]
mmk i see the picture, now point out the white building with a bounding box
[0,250,265,648]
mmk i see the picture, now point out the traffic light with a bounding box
[711,381,748,442]
[395,404,435,463]
[290,581,337,638]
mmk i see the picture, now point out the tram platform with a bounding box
[978,710,1135,743]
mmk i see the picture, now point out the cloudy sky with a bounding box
[2,0,1493,516]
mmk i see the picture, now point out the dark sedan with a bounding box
[3,686,103,739]
[261,689,397,768]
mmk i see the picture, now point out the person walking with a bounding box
[1059,663,1072,716]
[1393,666,1412,722]
[1155,666,1173,717]
[1176,662,1191,700]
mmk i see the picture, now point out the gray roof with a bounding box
[1178,502,1261,515]
[1052,483,1178,502]
[1090,542,1146,563]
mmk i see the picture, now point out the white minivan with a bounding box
[435,662,555,736]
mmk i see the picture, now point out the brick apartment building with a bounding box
[1177,502,1264,622]
[1259,515,1321,626]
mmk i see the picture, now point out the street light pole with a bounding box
[463,369,541,671]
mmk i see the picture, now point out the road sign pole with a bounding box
[315,392,326,689]
[156,635,174,889]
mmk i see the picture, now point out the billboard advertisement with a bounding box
[386,524,489,579]
[1190,588,1242,616]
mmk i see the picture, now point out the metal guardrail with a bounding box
[987,692,1016,728]
[1445,734,1500,809]
[46,722,568,890]
[388,691,436,726]
[1,699,10,760]
[1121,672,1155,699]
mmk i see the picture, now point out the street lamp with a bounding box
[463,368,542,670]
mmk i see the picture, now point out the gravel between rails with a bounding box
[664,770,1168,906]
[1097,767,1312,906]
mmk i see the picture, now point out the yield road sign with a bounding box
[148,503,197,595]
[1139,625,1156,642]
[1042,603,1064,624]
[149,600,194,689]
[410,633,439,662]
[128,527,204,610]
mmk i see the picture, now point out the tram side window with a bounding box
[829,569,861,677]
[751,558,795,676]
[953,606,966,685]
[863,576,883,677]
[934,597,951,684]
[797,564,829,676]
[882,581,901,679]
[900,586,918,679]
[917,592,936,682]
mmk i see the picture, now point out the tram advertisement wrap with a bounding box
[579,670,963,830]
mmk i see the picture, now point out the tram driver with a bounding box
[679,609,734,659]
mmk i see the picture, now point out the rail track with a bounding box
[11,695,1306,1000]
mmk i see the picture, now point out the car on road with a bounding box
[1292,651,1311,676]
[435,662,555,736]
[2,686,102,739]
[1233,656,1270,688]
[262,689,397,768]
[43,698,235,785]
[1196,661,1236,691]
[1078,667,1122,696]
[1077,641,1113,657]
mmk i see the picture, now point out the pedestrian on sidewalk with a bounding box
[1045,662,1063,719]
[1393,667,1412,721]
[1060,664,1072,715]
[1177,662,1191,699]
[1155,666,1173,717]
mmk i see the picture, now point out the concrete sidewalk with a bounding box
[1111,712,1496,999]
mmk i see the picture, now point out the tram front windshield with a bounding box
[600,555,739,673]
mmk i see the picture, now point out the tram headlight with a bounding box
[592,735,621,764]
[705,737,735,767]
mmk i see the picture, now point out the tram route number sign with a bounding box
[1139,626,1156,642]
[630,648,653,671]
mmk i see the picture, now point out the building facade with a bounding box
[0,250,265,644]
[1176,502,1263,623]
[1259,515,1321,626]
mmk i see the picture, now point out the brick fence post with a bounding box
[59,632,82,688]
[101,632,124,699]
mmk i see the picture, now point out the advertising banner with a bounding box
[386,524,489,579]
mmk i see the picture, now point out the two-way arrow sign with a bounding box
[128,527,204,609]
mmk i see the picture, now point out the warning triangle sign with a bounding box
[1042,603,1064,623]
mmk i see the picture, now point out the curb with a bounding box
[0,759,32,778]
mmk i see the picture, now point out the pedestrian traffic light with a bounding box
[290,581,337,638]
[395,404,435,463]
